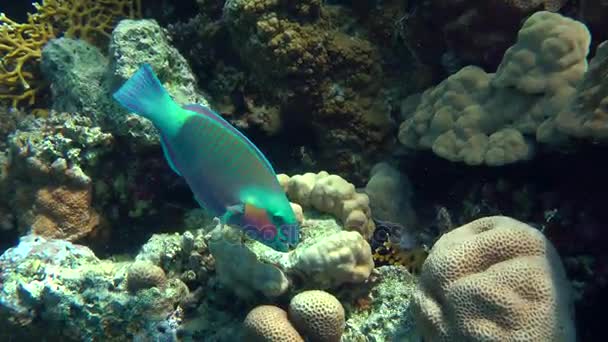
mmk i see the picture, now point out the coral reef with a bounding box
[2,1,605,340]
[343,265,418,341]
[220,0,395,180]
[399,11,591,165]
[41,19,207,147]
[5,112,112,240]
[135,227,215,288]
[209,216,374,299]
[0,235,189,341]
[412,216,575,341]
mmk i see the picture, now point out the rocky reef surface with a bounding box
[0,1,606,341]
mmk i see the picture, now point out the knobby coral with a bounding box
[399,11,591,165]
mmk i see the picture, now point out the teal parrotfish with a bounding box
[112,64,299,252]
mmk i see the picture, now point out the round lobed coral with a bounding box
[243,305,304,342]
[292,230,374,289]
[288,290,345,342]
[280,172,375,239]
[399,11,591,165]
[412,216,575,341]
[126,260,168,293]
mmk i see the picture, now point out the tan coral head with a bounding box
[412,216,576,342]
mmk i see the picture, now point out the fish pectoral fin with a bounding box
[221,203,245,224]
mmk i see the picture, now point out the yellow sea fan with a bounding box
[0,13,55,108]
[0,0,141,109]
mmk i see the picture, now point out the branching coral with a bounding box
[0,0,141,109]
[0,13,55,108]
[34,0,141,44]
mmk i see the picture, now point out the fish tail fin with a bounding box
[112,64,178,123]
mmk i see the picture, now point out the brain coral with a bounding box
[243,305,304,342]
[412,216,575,342]
[288,290,345,342]
[126,260,167,293]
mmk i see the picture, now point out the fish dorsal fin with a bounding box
[182,103,277,175]
[159,133,181,176]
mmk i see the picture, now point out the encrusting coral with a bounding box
[28,185,102,241]
[5,111,113,240]
[222,0,394,180]
[412,216,576,342]
[0,0,140,109]
[0,235,189,340]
